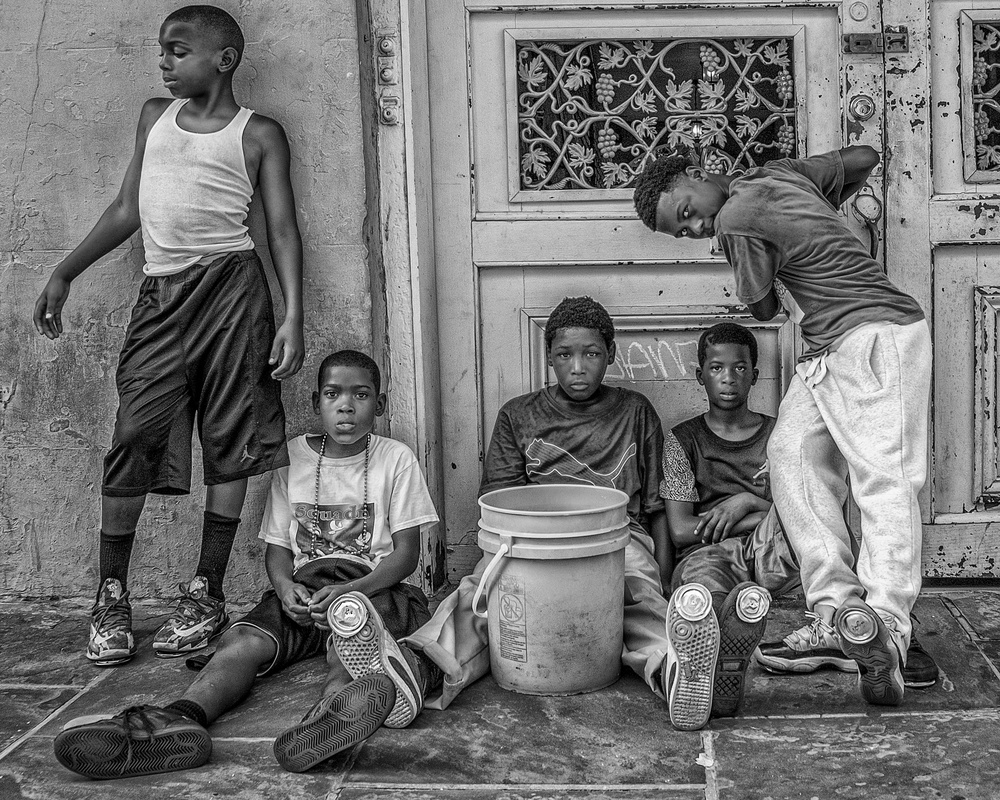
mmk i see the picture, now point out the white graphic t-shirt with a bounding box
[259,434,439,572]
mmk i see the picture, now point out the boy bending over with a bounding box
[33,5,304,664]
[635,145,931,707]
[661,323,797,727]
[54,351,441,778]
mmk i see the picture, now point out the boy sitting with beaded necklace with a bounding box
[54,350,442,779]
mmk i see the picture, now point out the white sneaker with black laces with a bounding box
[754,612,852,674]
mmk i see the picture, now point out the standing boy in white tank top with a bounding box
[32,5,304,667]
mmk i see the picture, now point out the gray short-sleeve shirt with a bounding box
[715,151,924,358]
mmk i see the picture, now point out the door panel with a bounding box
[430,1,873,579]
[884,0,1000,575]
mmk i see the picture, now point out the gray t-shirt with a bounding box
[716,151,924,358]
[480,386,665,529]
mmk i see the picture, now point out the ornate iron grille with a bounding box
[973,23,1000,171]
[516,37,799,191]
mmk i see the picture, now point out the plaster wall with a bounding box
[0,0,371,601]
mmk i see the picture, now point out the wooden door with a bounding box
[427,1,880,579]
[884,0,1000,577]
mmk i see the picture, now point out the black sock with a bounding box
[98,531,135,601]
[196,511,240,601]
[165,699,209,728]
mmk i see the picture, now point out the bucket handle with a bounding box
[472,536,511,619]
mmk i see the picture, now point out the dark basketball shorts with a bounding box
[232,581,431,677]
[102,249,288,497]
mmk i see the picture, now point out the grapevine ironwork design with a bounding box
[972,23,1000,170]
[516,37,799,191]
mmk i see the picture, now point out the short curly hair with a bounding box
[164,5,245,67]
[317,349,381,393]
[633,148,697,231]
[545,296,615,350]
[698,322,758,368]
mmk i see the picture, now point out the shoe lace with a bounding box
[784,612,837,649]
[167,583,216,625]
[93,591,131,633]
[120,705,163,735]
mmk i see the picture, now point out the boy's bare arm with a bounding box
[697,492,771,544]
[666,498,705,551]
[838,144,879,205]
[33,99,170,340]
[265,543,312,625]
[251,116,304,380]
[666,493,769,549]
[307,527,421,626]
[649,509,674,591]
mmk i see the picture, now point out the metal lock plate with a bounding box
[842,28,910,54]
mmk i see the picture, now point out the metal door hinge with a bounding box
[842,28,909,54]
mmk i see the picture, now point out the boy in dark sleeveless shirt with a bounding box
[32,5,304,666]
[660,323,797,728]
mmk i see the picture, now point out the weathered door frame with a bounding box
[355,0,447,593]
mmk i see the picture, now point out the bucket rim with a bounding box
[478,484,630,517]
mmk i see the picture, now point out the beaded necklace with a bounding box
[310,432,370,558]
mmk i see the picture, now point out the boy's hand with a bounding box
[696,494,754,544]
[307,584,354,629]
[33,274,72,340]
[279,583,313,625]
[269,318,304,381]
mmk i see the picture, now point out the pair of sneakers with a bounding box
[56,591,423,779]
[87,576,229,666]
[662,581,771,731]
[272,591,426,772]
[755,606,937,694]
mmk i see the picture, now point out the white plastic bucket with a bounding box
[472,484,631,696]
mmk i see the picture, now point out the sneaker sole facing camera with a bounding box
[327,591,423,728]
[273,673,396,773]
[835,602,905,706]
[53,706,211,780]
[664,583,719,731]
[712,583,771,718]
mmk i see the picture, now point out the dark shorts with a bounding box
[232,580,432,677]
[102,250,288,496]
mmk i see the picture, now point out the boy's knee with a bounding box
[216,625,276,665]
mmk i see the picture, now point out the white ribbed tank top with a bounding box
[138,99,255,276]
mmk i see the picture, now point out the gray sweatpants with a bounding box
[767,320,931,651]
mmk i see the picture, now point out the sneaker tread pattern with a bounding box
[836,605,904,707]
[53,722,211,779]
[273,674,395,773]
[666,600,718,731]
[712,584,769,718]
[331,595,421,728]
